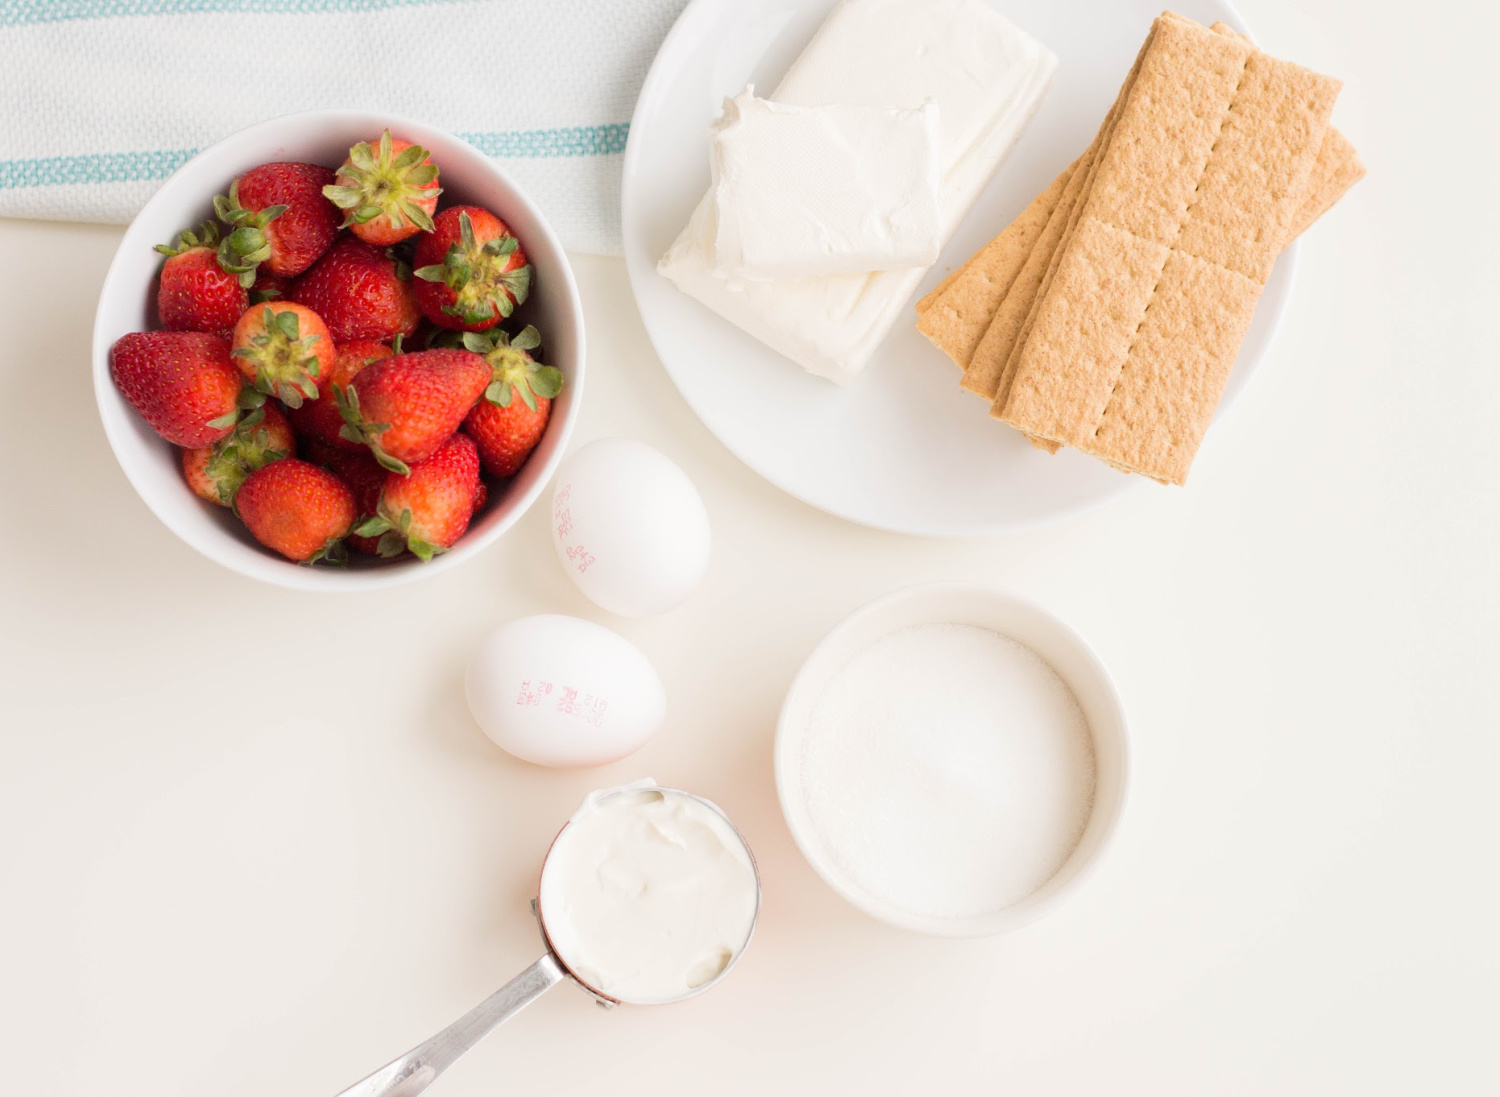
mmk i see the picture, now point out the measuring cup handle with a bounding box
[333,953,566,1097]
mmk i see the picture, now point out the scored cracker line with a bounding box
[1092,56,1250,439]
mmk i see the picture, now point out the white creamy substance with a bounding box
[709,89,941,280]
[799,624,1095,919]
[539,784,759,1004]
[658,0,1057,383]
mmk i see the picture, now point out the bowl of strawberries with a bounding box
[93,109,584,591]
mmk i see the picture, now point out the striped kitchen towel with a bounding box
[0,0,687,254]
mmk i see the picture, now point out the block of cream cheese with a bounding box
[658,0,1057,384]
[709,89,942,280]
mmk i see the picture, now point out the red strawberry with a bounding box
[412,206,532,331]
[182,402,296,506]
[250,268,291,304]
[155,222,248,334]
[334,348,490,474]
[321,448,388,555]
[323,130,441,246]
[288,339,393,450]
[473,479,488,512]
[355,433,479,561]
[213,161,340,281]
[458,326,563,477]
[290,236,421,343]
[109,331,248,447]
[295,436,343,471]
[235,458,355,564]
[230,302,335,408]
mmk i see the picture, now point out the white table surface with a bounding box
[2,1,1498,1092]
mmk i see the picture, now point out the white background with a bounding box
[2,0,1497,1092]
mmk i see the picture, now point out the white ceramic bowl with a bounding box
[92,109,585,592]
[775,584,1128,936]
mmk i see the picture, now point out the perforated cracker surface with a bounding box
[916,164,1074,368]
[997,11,1339,483]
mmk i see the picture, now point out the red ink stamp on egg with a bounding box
[516,680,553,706]
[553,484,574,536]
[565,544,595,573]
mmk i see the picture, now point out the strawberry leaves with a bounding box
[216,230,273,288]
[459,325,563,412]
[202,405,291,504]
[323,130,441,235]
[334,383,408,476]
[307,537,350,567]
[352,507,443,562]
[212,179,288,287]
[156,219,264,289]
[496,264,533,310]
[154,220,222,258]
[414,210,532,325]
[206,382,266,432]
[232,305,324,408]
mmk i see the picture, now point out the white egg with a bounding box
[550,438,711,618]
[465,615,666,768]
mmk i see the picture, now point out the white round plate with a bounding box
[622,0,1295,535]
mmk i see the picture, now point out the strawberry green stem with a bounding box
[233,306,324,408]
[334,384,410,476]
[212,181,286,287]
[414,211,532,325]
[323,130,441,236]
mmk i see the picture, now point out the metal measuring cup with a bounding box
[333,786,762,1097]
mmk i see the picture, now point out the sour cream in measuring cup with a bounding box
[538,784,760,1005]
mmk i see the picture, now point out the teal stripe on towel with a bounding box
[0,0,463,26]
[457,125,629,158]
[0,125,629,191]
[0,148,198,189]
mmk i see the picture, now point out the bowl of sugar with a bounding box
[775,583,1127,936]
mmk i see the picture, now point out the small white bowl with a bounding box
[92,109,585,592]
[775,583,1128,936]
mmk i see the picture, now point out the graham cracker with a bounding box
[915,162,1075,367]
[1209,19,1364,242]
[1288,125,1365,241]
[996,11,1340,484]
[960,147,1096,398]
[1012,111,1358,459]
[916,14,1360,464]
[961,23,1159,403]
[994,16,1249,454]
[917,255,975,315]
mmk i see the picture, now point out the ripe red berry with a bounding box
[288,339,393,451]
[335,348,490,474]
[182,403,296,506]
[290,237,420,343]
[456,326,563,477]
[323,131,441,246]
[230,302,335,408]
[354,433,480,561]
[109,331,246,447]
[320,448,389,556]
[235,458,355,564]
[214,161,341,280]
[412,206,532,331]
[155,222,248,335]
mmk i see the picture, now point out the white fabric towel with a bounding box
[0,0,687,255]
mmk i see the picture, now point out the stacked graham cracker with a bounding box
[917,12,1364,484]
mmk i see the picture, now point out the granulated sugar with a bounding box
[799,623,1095,919]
